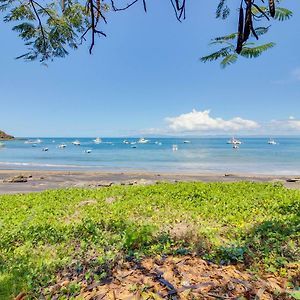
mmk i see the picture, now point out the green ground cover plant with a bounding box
[0,182,299,298]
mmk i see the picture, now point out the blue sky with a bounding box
[0,1,300,137]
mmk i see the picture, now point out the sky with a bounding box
[0,0,300,137]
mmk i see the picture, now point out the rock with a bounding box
[3,175,28,183]
[97,181,114,187]
[0,130,14,140]
[286,178,300,183]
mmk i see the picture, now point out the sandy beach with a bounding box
[1,169,300,194]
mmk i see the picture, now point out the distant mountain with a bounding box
[0,130,14,140]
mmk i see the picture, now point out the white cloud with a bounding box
[165,109,259,133]
[270,118,300,131]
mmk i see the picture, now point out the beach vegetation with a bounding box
[0,181,299,298]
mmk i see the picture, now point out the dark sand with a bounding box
[1,170,300,194]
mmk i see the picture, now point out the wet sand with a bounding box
[1,170,300,194]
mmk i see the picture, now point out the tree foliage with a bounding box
[0,0,293,66]
[201,0,292,67]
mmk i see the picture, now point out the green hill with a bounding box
[0,130,14,140]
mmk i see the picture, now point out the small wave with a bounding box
[0,161,91,169]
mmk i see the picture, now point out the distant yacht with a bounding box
[84,149,92,153]
[227,137,242,145]
[172,144,178,151]
[183,140,191,144]
[232,144,239,149]
[42,147,49,152]
[58,144,67,149]
[72,140,80,146]
[93,137,102,144]
[268,139,277,145]
[137,138,149,144]
[25,139,42,144]
[123,140,130,144]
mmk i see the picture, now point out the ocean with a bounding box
[0,137,300,174]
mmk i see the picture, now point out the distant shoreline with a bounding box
[1,169,300,194]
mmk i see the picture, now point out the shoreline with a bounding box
[1,169,300,194]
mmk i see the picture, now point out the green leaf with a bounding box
[289,291,300,300]
[240,42,275,58]
[200,46,234,63]
[220,54,238,68]
[273,7,293,21]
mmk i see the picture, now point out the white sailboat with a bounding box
[227,137,242,145]
[58,144,67,149]
[93,137,102,144]
[25,139,42,144]
[268,138,277,145]
[72,140,80,146]
[137,138,149,144]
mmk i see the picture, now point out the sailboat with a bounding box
[227,137,242,145]
[137,138,149,144]
[25,139,42,144]
[72,140,80,146]
[93,137,102,144]
[268,138,277,145]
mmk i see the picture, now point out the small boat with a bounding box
[58,144,67,149]
[84,149,92,153]
[42,147,49,152]
[25,139,42,144]
[183,140,191,144]
[123,140,130,144]
[232,145,239,149]
[268,139,277,145]
[227,137,242,145]
[93,137,102,144]
[131,145,137,148]
[172,144,178,151]
[72,140,80,146]
[137,138,149,144]
[130,142,137,145]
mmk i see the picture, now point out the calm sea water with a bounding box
[0,137,300,174]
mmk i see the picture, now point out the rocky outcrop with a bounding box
[0,130,14,140]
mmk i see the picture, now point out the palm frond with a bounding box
[273,7,293,21]
[213,33,238,42]
[220,53,238,68]
[200,46,234,62]
[240,42,275,58]
[253,26,270,37]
